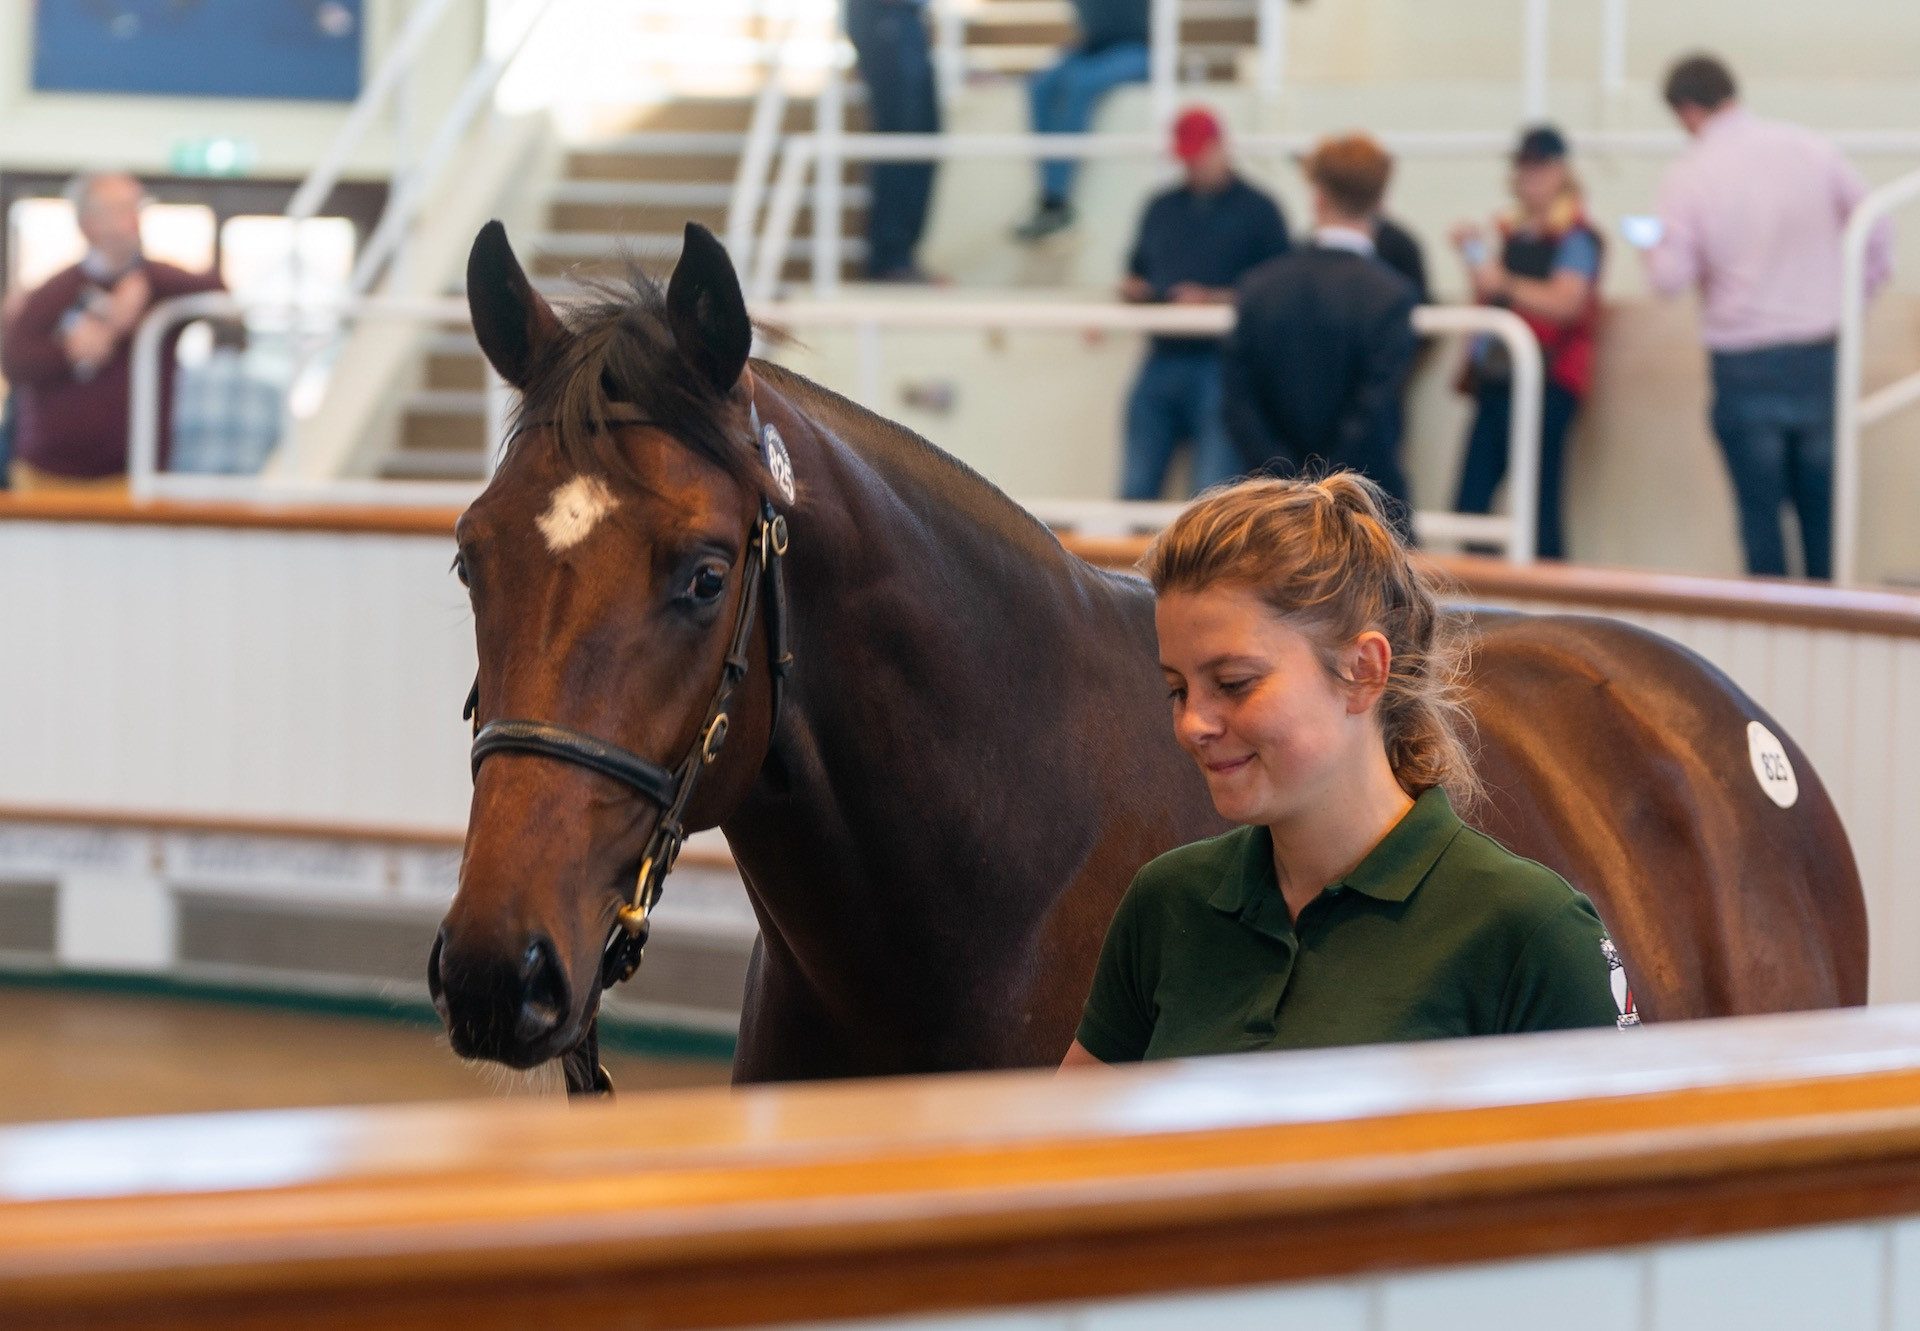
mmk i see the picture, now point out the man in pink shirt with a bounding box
[1642,54,1893,580]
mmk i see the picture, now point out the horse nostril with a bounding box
[514,935,569,1045]
[426,929,447,1003]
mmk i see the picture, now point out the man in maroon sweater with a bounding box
[1,173,223,489]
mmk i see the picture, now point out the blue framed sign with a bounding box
[33,1,364,101]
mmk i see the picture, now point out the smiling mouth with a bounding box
[1205,755,1254,776]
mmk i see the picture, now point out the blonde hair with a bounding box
[1141,472,1481,811]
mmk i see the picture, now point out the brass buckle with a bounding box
[762,514,789,563]
[701,713,730,763]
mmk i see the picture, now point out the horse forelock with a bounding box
[502,269,768,497]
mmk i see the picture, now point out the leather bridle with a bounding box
[462,398,793,1097]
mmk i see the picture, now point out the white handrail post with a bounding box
[285,0,456,226]
[1254,0,1287,105]
[1833,166,1920,586]
[1498,313,1543,565]
[726,0,805,276]
[754,137,815,302]
[855,320,884,405]
[933,0,966,107]
[1150,0,1179,131]
[1600,0,1628,96]
[1521,0,1549,124]
[814,33,847,295]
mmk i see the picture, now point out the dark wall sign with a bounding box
[33,1,365,101]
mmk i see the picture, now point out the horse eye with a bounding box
[686,563,727,604]
[451,554,470,588]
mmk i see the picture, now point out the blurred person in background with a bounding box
[1118,107,1290,499]
[1450,125,1603,562]
[1012,0,1149,241]
[0,172,223,490]
[845,0,941,283]
[1638,53,1893,580]
[1222,134,1419,531]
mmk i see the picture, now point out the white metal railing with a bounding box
[751,127,1920,300]
[1834,165,1920,586]
[756,298,1544,560]
[726,4,816,271]
[128,292,498,506]
[284,0,559,297]
[129,292,1540,559]
[347,0,561,295]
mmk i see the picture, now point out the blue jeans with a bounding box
[1122,347,1242,499]
[845,0,940,275]
[1028,42,1149,203]
[1710,340,1837,579]
[1456,379,1581,560]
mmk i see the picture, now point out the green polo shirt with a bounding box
[1077,787,1623,1063]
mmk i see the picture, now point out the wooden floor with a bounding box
[0,985,732,1123]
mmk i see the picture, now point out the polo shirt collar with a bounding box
[1207,787,1465,935]
[1339,786,1465,902]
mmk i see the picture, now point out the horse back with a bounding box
[1461,609,1867,1016]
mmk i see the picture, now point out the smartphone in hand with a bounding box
[1621,215,1665,249]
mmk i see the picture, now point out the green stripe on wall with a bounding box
[0,968,737,1061]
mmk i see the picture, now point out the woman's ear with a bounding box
[1344,632,1393,714]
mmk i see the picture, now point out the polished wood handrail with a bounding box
[9,1007,1920,1328]
[8,492,1920,636]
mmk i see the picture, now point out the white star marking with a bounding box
[537,476,620,552]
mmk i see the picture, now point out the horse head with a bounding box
[429,221,785,1072]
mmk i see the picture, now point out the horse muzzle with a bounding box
[428,926,583,1069]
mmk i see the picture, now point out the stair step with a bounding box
[381,449,489,481]
[548,179,872,208]
[531,231,867,263]
[548,197,868,236]
[425,350,486,391]
[424,329,482,357]
[405,388,489,417]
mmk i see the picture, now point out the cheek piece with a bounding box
[462,396,792,1096]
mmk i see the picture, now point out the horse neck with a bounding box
[723,367,1157,979]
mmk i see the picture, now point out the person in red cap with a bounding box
[1116,107,1290,499]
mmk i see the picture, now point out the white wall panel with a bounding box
[742,1219,1914,1330]
[1377,1252,1645,1331]
[1647,1225,1883,1331]
[6,520,1918,999]
[0,523,474,833]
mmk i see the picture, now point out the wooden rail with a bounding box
[7,1006,1920,1328]
[9,492,1920,636]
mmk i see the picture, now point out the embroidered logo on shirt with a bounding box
[1602,936,1640,1028]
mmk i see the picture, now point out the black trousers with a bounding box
[844,0,939,276]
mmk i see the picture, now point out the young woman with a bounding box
[1450,124,1604,561]
[1064,474,1625,1066]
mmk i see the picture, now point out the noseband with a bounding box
[463,398,793,1097]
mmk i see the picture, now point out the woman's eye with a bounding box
[686,564,727,603]
[1218,678,1254,696]
[1166,686,1186,702]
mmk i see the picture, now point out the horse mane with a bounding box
[748,359,1082,563]
[502,267,768,491]
[504,267,1090,574]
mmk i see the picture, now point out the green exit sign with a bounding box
[170,137,255,177]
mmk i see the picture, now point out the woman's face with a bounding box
[1511,159,1567,215]
[1156,584,1380,827]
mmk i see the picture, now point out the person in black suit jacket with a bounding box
[1222,133,1419,531]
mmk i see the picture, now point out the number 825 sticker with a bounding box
[1746,720,1799,809]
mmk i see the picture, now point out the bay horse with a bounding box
[429,221,1865,1089]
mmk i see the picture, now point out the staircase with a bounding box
[378,92,867,482]
[370,1,1262,482]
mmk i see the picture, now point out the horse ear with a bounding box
[466,220,564,390]
[666,222,751,394]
